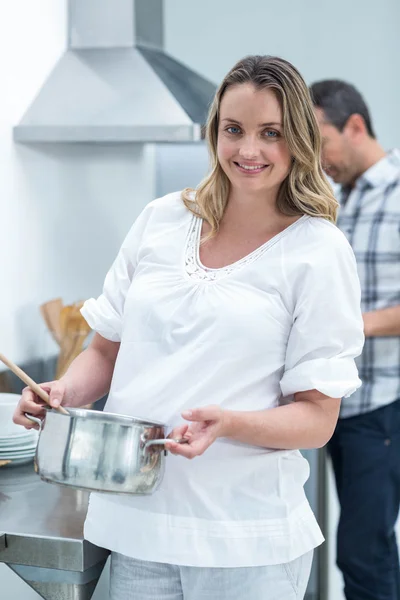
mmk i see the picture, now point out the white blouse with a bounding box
[81,191,364,567]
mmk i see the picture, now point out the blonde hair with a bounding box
[182,55,338,236]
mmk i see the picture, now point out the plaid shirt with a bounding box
[336,149,400,418]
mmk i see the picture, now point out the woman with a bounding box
[14,55,364,599]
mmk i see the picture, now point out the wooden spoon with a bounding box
[56,304,91,379]
[0,353,69,415]
[40,298,64,344]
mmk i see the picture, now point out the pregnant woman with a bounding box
[14,55,364,599]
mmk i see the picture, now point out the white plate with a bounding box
[0,439,37,447]
[0,437,37,447]
[0,442,37,452]
[0,438,38,452]
[0,394,22,436]
[0,430,38,442]
[0,431,34,439]
[0,447,37,455]
[0,431,39,446]
[0,441,37,451]
[0,393,21,405]
[0,444,37,454]
[0,449,36,459]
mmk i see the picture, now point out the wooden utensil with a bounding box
[0,353,69,415]
[56,303,91,379]
[40,298,63,345]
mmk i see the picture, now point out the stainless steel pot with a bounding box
[26,408,185,495]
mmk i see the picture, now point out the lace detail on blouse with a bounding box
[184,215,306,282]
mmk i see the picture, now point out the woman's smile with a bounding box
[233,161,270,175]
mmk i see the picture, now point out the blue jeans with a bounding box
[109,551,313,599]
[328,400,400,600]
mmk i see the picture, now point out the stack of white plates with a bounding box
[0,393,38,467]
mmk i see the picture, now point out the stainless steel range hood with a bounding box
[13,0,216,143]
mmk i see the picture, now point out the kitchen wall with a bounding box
[166,0,400,149]
[0,0,156,368]
[1,1,399,599]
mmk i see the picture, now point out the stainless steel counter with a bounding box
[0,463,109,600]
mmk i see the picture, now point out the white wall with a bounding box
[165,0,400,150]
[0,1,155,367]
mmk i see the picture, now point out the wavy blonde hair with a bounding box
[182,55,338,236]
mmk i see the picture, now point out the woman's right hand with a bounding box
[13,380,67,430]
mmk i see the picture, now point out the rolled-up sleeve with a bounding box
[280,230,365,399]
[80,203,153,342]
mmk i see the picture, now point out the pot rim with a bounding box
[45,406,166,428]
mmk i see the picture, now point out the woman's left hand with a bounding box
[166,405,229,459]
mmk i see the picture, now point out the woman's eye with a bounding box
[265,130,279,138]
[226,126,241,135]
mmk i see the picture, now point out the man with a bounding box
[310,79,400,600]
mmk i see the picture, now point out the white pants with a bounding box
[109,551,313,599]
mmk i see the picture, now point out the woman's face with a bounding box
[217,83,292,197]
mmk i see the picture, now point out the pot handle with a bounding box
[24,413,43,429]
[144,438,188,452]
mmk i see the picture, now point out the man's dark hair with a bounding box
[310,79,376,139]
